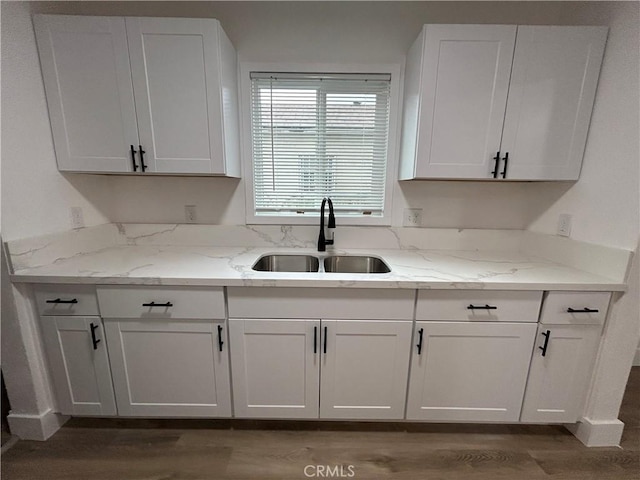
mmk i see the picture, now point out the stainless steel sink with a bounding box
[324,256,391,274]
[252,254,320,272]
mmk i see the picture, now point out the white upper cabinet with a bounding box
[34,15,240,176]
[400,24,607,181]
[33,15,139,173]
[500,26,608,180]
[399,25,516,180]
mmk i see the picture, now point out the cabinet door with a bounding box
[126,17,226,174]
[409,25,516,179]
[104,319,231,417]
[320,320,412,420]
[500,26,607,180]
[229,319,320,418]
[33,15,139,172]
[40,316,116,416]
[406,322,536,422]
[521,324,601,423]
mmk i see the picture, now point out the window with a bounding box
[249,73,392,221]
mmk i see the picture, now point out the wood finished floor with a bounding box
[2,368,639,480]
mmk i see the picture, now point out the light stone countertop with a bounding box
[9,245,626,291]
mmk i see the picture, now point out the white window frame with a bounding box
[240,62,402,226]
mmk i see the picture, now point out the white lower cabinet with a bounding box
[104,319,231,417]
[520,324,602,423]
[229,318,413,420]
[406,322,537,422]
[320,320,413,420]
[229,319,320,419]
[40,316,116,416]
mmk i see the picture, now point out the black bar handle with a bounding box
[130,145,138,172]
[500,152,509,178]
[142,301,173,308]
[416,328,424,355]
[314,326,318,354]
[217,325,224,352]
[323,326,328,354]
[491,151,500,178]
[46,298,78,304]
[139,145,147,172]
[567,307,599,313]
[467,304,497,310]
[538,330,551,357]
[90,322,101,350]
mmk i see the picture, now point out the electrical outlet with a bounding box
[185,205,197,223]
[403,208,423,227]
[557,214,572,237]
[70,207,84,229]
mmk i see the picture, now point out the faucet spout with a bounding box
[318,198,335,252]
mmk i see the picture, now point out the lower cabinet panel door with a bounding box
[320,320,412,420]
[520,324,602,423]
[229,319,320,418]
[406,322,537,422]
[104,319,231,417]
[40,316,116,416]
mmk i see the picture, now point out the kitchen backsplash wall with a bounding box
[1,1,638,253]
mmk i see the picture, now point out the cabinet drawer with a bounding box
[97,286,225,319]
[34,285,99,316]
[227,288,415,320]
[416,290,542,322]
[540,292,611,325]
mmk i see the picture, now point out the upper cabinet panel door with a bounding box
[33,15,139,172]
[406,25,516,179]
[126,17,225,174]
[500,26,607,180]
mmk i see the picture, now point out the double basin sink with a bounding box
[252,254,391,274]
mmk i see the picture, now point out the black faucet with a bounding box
[318,198,336,252]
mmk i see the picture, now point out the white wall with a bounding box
[6,1,634,238]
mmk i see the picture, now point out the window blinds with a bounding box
[250,73,391,217]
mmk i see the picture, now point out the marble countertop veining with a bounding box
[9,245,626,291]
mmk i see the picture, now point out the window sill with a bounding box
[246,214,391,227]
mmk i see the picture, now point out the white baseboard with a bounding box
[566,417,625,447]
[7,409,69,441]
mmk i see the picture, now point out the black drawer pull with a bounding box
[90,322,101,350]
[500,152,509,178]
[130,145,138,172]
[314,326,318,354]
[567,307,599,313]
[46,298,78,304]
[491,151,500,178]
[416,328,424,355]
[323,326,328,354]
[139,145,147,172]
[538,329,551,357]
[217,325,224,352]
[467,304,497,310]
[142,302,173,308]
